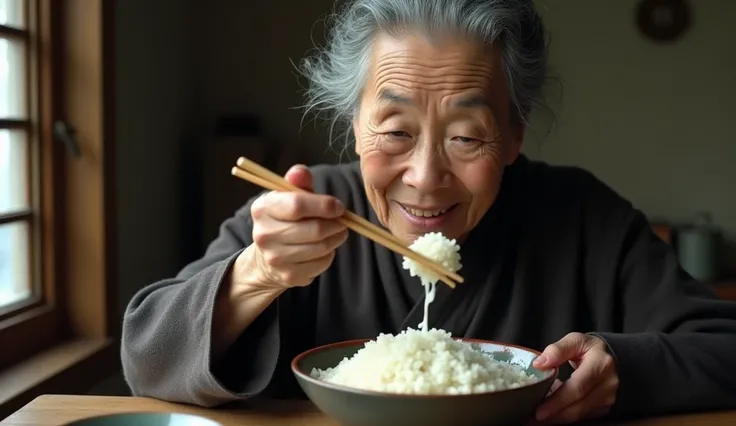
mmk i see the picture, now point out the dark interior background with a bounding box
[99,0,735,394]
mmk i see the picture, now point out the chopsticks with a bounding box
[231,156,464,289]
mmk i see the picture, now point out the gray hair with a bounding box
[299,0,551,148]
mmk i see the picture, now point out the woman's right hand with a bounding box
[212,165,348,356]
[239,164,348,291]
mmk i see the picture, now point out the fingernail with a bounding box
[534,355,547,366]
[333,199,345,216]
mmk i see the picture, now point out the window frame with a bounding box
[0,0,119,417]
[0,0,34,314]
[0,0,64,370]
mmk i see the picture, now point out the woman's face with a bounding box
[354,32,524,245]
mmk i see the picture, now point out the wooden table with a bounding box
[2,395,735,426]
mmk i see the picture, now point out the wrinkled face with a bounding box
[354,32,524,245]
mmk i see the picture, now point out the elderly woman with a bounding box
[121,0,736,424]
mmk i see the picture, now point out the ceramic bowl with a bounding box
[63,412,221,426]
[292,338,557,426]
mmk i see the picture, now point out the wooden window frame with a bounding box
[0,1,35,323]
[0,0,119,419]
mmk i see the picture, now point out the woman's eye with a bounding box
[453,136,479,144]
[387,131,411,139]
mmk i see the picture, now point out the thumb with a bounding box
[534,332,587,369]
[284,164,313,191]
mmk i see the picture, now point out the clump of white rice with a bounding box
[401,232,462,331]
[311,328,537,395]
[402,232,462,287]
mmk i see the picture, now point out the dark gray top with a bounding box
[121,156,736,419]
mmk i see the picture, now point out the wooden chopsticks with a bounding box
[231,156,464,289]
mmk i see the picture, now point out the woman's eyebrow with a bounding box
[453,95,493,111]
[377,88,413,105]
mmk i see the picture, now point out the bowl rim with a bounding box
[290,337,559,399]
[61,412,222,426]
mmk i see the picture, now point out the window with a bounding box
[0,0,118,416]
[0,0,32,313]
[0,0,62,371]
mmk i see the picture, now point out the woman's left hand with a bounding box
[530,332,620,425]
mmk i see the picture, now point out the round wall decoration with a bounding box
[636,0,692,43]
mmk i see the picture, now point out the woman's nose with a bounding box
[401,143,451,192]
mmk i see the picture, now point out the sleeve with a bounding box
[121,195,282,407]
[583,177,736,418]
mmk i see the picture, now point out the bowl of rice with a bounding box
[291,328,558,426]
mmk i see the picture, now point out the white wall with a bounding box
[525,0,736,240]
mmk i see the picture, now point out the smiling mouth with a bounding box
[399,203,458,218]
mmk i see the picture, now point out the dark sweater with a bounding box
[121,156,736,419]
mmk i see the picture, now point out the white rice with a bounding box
[402,231,462,287]
[310,328,537,395]
[401,232,462,331]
